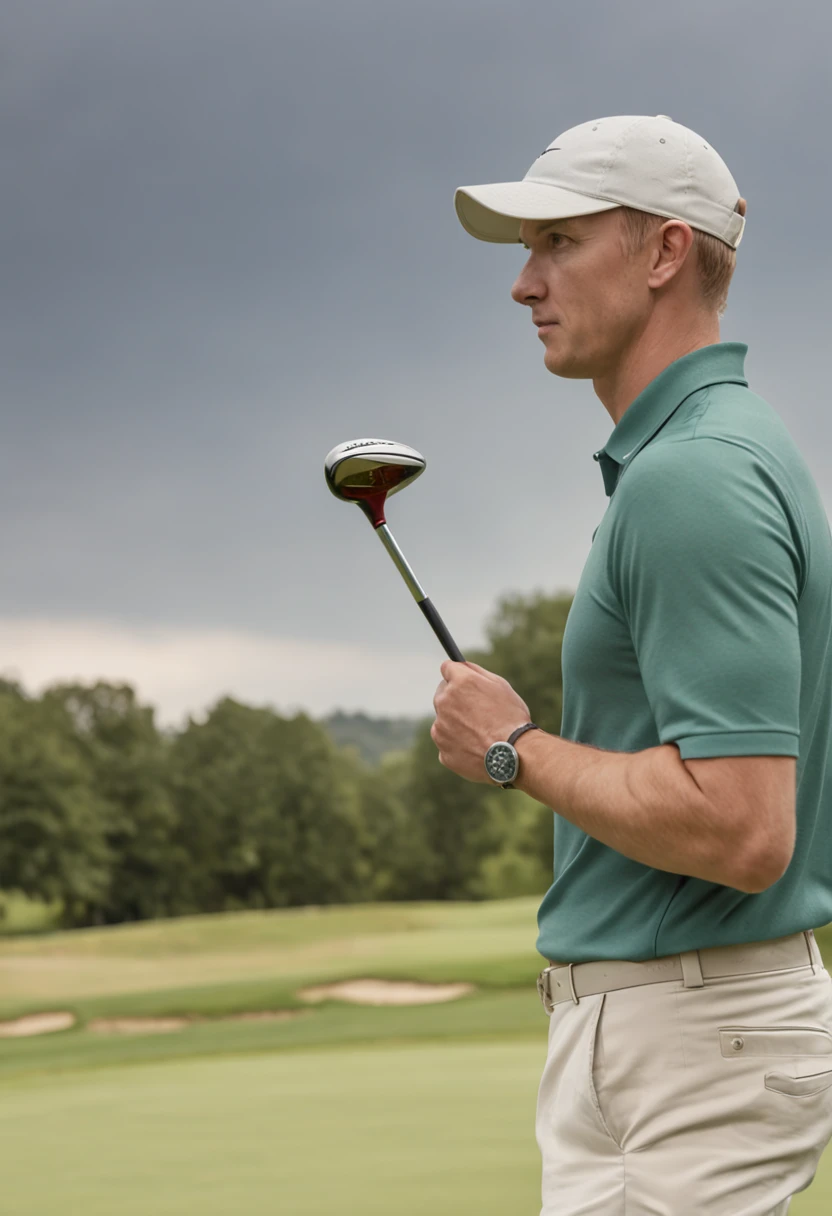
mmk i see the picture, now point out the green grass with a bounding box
[2,1035,830,1215]
[0,896,544,1016]
[1,897,831,1213]
[0,896,548,1081]
[0,1041,546,1216]
[0,988,546,1082]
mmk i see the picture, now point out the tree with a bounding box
[472,590,573,735]
[390,718,502,900]
[167,698,366,912]
[42,681,180,925]
[466,590,575,881]
[0,685,113,924]
[0,587,576,926]
[353,748,423,901]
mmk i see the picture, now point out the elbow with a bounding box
[739,845,794,895]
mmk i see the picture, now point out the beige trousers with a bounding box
[536,931,832,1215]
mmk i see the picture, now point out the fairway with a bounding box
[2,897,832,1213]
[1,1041,545,1216]
[3,1036,831,1216]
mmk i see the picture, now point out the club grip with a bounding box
[418,598,465,662]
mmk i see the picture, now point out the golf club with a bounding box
[324,438,465,663]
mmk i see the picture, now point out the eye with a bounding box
[520,233,567,251]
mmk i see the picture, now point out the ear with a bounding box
[646,219,694,291]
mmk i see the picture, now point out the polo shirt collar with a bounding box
[592,342,749,497]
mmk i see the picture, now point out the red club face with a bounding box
[338,462,414,500]
[337,462,418,527]
[324,441,426,528]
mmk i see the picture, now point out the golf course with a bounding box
[1,895,831,1214]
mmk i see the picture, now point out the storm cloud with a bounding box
[1,0,830,724]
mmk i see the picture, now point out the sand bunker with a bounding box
[297,980,474,1006]
[87,1017,190,1034]
[0,1008,307,1038]
[0,1012,76,1038]
[86,1010,305,1035]
[0,984,474,1038]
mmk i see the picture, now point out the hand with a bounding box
[431,660,533,783]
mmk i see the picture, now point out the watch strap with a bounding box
[495,723,540,790]
[507,722,540,747]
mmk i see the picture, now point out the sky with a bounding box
[2,0,831,729]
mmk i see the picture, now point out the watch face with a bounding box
[485,742,518,785]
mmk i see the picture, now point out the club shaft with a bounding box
[374,523,465,662]
[375,523,426,601]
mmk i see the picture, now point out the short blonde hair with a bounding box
[617,205,740,318]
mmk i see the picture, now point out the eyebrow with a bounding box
[520,218,582,243]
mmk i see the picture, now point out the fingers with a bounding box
[429,720,445,765]
[440,659,499,682]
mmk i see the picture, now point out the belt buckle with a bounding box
[537,965,556,1014]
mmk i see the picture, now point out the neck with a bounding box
[593,312,721,425]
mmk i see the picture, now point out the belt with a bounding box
[536,930,821,1014]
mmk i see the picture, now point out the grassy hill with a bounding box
[320,709,422,765]
[0,897,546,1081]
[2,899,831,1215]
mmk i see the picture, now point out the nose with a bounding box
[511,256,545,307]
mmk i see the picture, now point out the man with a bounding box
[430,114,832,1215]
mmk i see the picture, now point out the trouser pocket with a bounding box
[765,1070,832,1097]
[718,1024,832,1098]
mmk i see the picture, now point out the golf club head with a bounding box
[324,438,425,526]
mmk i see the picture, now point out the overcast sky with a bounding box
[2,0,830,728]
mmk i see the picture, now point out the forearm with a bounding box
[514,729,753,891]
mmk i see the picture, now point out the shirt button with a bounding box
[593,451,602,461]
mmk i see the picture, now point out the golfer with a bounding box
[430,114,832,1214]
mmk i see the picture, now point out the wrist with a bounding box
[512,726,548,796]
[484,721,542,789]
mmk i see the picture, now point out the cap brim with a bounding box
[454,181,620,243]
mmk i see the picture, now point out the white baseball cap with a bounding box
[454,115,745,249]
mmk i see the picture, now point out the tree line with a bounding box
[0,591,572,928]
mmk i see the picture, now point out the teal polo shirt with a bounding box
[536,342,832,964]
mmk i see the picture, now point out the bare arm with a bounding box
[513,728,794,893]
[430,660,795,894]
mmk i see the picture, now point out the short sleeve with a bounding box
[608,438,804,760]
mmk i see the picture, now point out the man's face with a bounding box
[512,209,653,380]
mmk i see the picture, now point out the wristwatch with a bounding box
[484,722,540,790]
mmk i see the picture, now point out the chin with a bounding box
[543,349,589,380]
